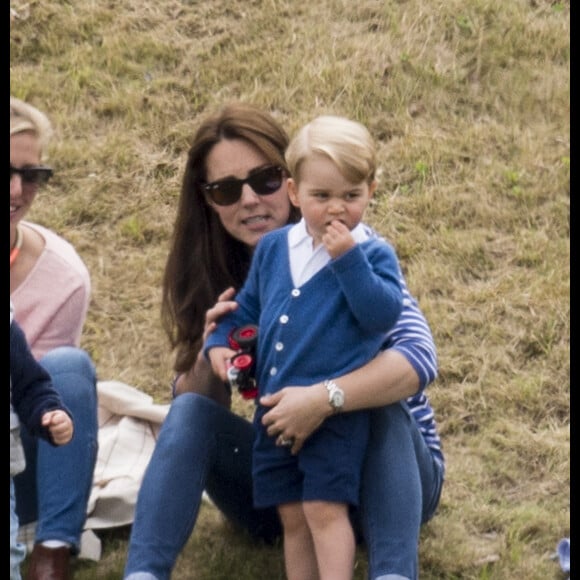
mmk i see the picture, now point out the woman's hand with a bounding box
[260,384,332,455]
[202,286,238,342]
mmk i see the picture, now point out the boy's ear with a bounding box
[287,178,300,208]
[368,180,378,198]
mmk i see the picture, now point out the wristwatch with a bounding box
[324,379,344,413]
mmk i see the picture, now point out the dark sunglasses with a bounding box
[10,164,54,186]
[202,165,285,206]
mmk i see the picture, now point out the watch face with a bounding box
[331,389,344,408]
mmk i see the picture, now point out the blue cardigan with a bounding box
[205,225,403,395]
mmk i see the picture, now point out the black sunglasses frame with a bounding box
[10,164,54,186]
[201,165,285,206]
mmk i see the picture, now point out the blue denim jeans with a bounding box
[13,347,98,554]
[11,477,26,580]
[357,403,444,580]
[124,394,443,580]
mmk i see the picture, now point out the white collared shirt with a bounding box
[287,218,369,287]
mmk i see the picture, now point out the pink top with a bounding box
[11,222,91,360]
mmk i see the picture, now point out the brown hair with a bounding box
[161,102,301,372]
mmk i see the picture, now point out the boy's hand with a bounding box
[207,346,237,382]
[42,410,74,445]
[323,220,355,259]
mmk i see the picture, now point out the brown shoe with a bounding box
[26,544,72,580]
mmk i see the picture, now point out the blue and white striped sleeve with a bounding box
[381,275,438,391]
[362,223,438,391]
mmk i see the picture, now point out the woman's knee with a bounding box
[39,347,97,411]
[161,393,223,441]
[170,392,219,420]
[369,402,413,440]
[40,347,97,383]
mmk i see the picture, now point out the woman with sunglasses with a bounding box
[10,97,99,579]
[124,102,444,580]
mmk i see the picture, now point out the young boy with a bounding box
[205,115,404,580]
[10,301,74,580]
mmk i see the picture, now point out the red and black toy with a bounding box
[227,324,259,399]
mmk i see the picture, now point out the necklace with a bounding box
[10,225,23,268]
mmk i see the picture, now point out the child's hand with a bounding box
[207,346,237,382]
[323,220,355,259]
[42,410,74,445]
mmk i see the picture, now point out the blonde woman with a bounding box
[10,97,98,579]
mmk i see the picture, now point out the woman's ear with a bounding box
[287,178,300,208]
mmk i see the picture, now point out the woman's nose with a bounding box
[10,174,23,196]
[239,183,260,205]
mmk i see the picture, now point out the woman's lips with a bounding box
[242,215,271,230]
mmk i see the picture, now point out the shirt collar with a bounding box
[288,218,310,248]
[351,223,370,243]
[289,218,369,248]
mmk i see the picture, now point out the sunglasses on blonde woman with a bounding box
[10,164,54,187]
[201,165,285,206]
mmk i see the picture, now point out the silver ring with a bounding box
[278,435,294,447]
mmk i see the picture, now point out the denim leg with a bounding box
[14,347,98,553]
[124,393,280,580]
[204,408,280,542]
[357,403,444,580]
[11,477,26,580]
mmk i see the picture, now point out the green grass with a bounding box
[11,0,569,577]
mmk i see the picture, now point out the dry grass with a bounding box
[11,0,569,578]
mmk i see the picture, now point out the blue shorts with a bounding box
[252,409,369,509]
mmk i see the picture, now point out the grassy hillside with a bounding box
[11,0,569,578]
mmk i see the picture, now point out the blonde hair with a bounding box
[285,115,376,184]
[10,96,53,160]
